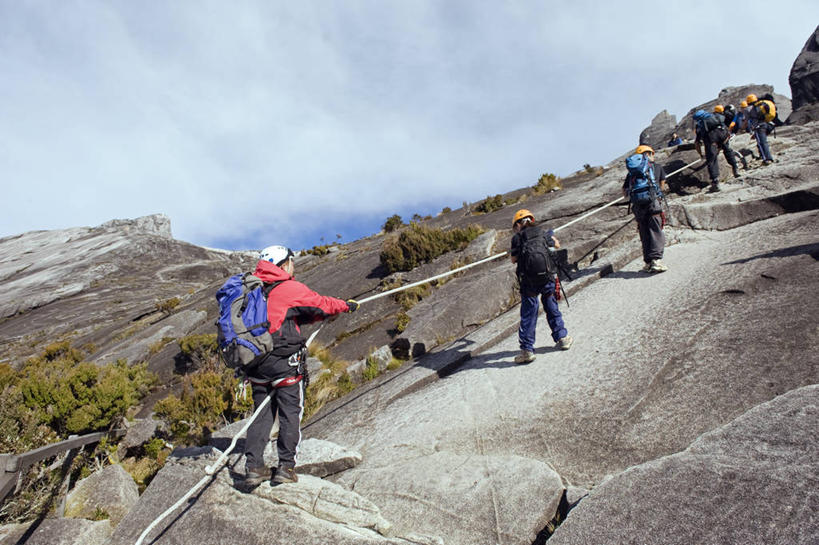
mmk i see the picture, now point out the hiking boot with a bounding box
[708,182,721,193]
[732,168,740,178]
[241,465,272,489]
[514,350,536,364]
[556,336,573,350]
[641,262,652,272]
[649,260,668,273]
[272,465,298,485]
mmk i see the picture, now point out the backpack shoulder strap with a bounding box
[263,280,286,297]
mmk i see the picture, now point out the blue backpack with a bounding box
[625,153,660,205]
[215,273,280,369]
[693,109,722,133]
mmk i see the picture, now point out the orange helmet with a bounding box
[745,94,758,104]
[713,104,724,113]
[740,100,748,108]
[635,145,654,155]
[513,209,534,226]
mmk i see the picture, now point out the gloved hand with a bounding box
[346,299,360,312]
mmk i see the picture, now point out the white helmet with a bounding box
[259,245,294,266]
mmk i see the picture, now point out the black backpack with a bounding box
[518,227,557,286]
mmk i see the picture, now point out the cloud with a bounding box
[1,2,817,251]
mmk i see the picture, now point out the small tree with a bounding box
[383,215,403,233]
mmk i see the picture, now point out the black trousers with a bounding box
[718,139,739,173]
[244,380,304,470]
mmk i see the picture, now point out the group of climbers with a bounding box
[224,92,781,489]
[695,93,778,191]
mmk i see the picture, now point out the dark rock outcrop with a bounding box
[788,25,819,124]
[638,109,678,149]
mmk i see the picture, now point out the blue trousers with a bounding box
[754,125,773,162]
[519,282,567,351]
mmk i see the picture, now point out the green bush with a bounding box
[383,215,404,233]
[533,172,562,194]
[395,311,410,333]
[475,195,505,214]
[13,346,155,437]
[379,223,484,273]
[0,343,156,523]
[178,334,219,367]
[395,283,432,311]
[155,297,181,315]
[306,244,331,256]
[154,367,252,446]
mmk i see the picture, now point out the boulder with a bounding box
[369,345,394,373]
[64,464,139,526]
[117,416,160,457]
[549,385,819,545]
[788,25,819,124]
[0,518,112,545]
[106,446,442,545]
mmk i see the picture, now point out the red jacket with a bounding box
[253,259,349,342]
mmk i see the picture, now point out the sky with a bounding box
[1,2,817,252]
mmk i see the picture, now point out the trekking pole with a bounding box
[134,328,323,545]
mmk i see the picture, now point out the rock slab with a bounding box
[549,385,819,545]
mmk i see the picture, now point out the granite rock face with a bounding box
[788,25,819,124]
[549,385,819,545]
[0,518,112,545]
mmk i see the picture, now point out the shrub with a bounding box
[383,215,404,233]
[379,223,484,273]
[441,206,452,214]
[178,334,219,367]
[0,344,156,523]
[15,356,154,437]
[307,244,331,256]
[155,297,181,315]
[154,366,252,446]
[148,337,175,356]
[395,283,432,311]
[475,195,505,214]
[395,311,410,333]
[533,173,562,194]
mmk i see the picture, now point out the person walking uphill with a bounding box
[694,108,735,193]
[623,145,669,274]
[745,93,776,165]
[510,209,573,364]
[240,245,358,488]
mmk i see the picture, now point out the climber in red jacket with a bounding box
[241,245,358,488]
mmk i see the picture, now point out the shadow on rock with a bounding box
[723,242,819,264]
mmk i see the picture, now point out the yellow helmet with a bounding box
[713,104,724,113]
[740,100,748,108]
[635,145,654,155]
[513,209,534,226]
[746,94,758,104]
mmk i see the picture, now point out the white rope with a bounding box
[357,252,508,304]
